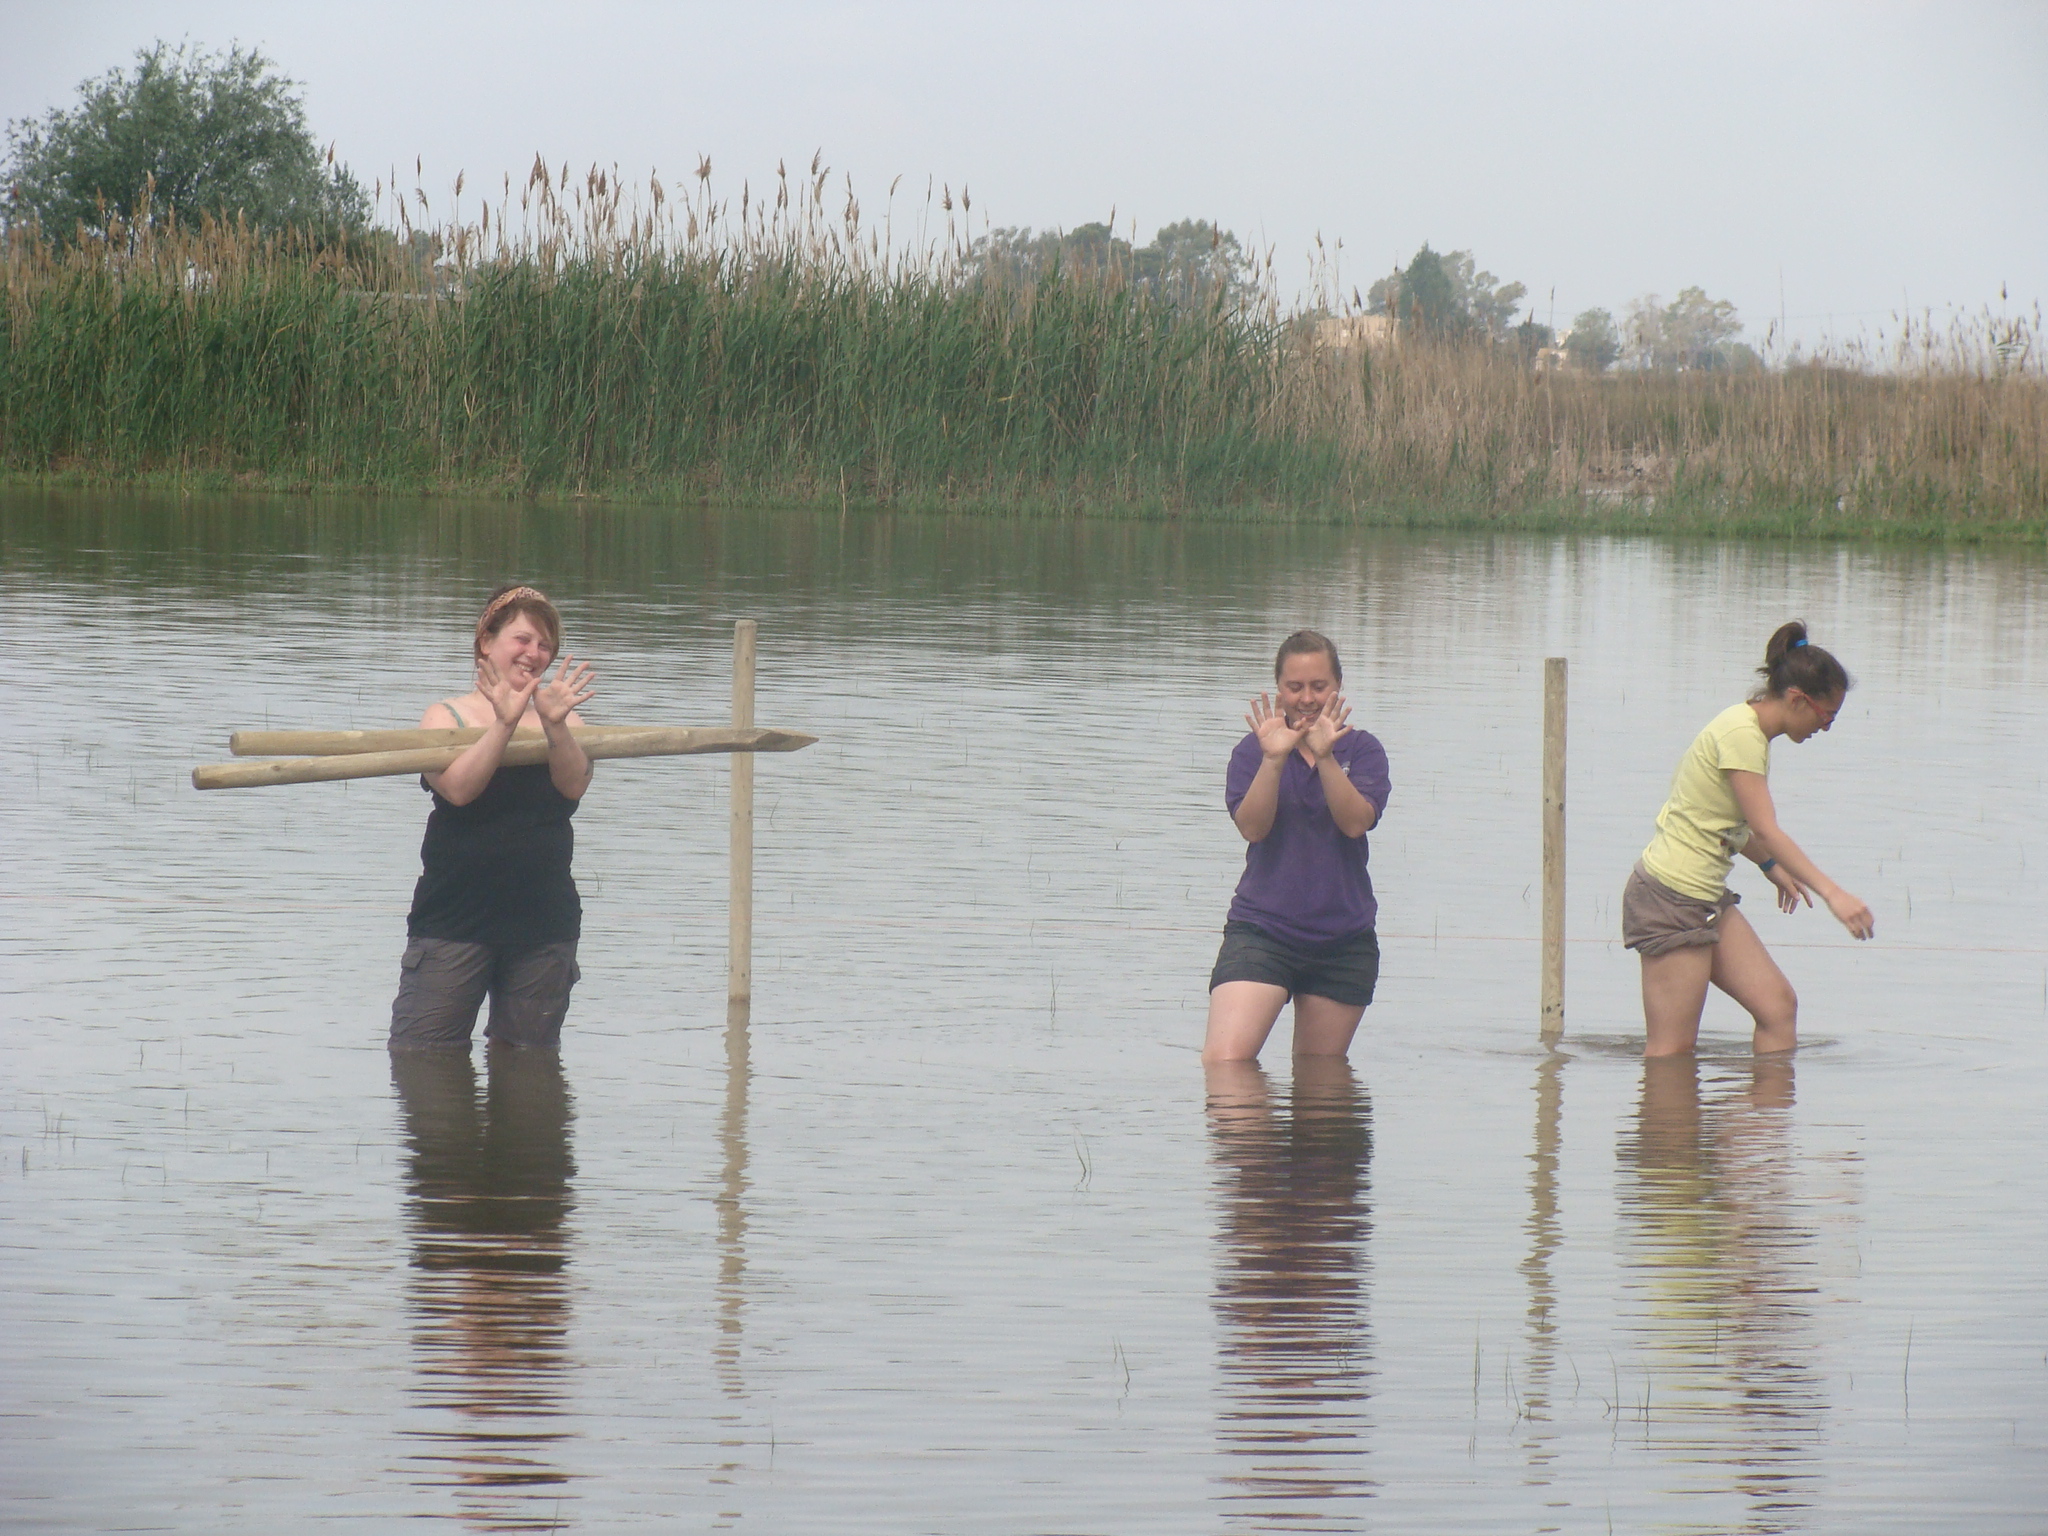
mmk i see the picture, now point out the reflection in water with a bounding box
[1520,1053,1565,1482]
[392,1048,577,1531]
[709,1000,752,1518]
[1207,1059,1375,1528]
[1617,1056,1828,1533]
[716,1001,751,1394]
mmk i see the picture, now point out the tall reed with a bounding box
[3,160,2041,536]
[1284,315,2045,535]
[0,163,1331,511]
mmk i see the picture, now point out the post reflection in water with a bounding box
[1206,1058,1376,1528]
[715,1000,751,1399]
[1520,1052,1566,1484]
[391,1047,578,1531]
[708,999,752,1518]
[1618,1055,1830,1533]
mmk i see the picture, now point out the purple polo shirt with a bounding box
[1225,728,1391,947]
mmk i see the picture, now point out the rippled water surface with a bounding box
[5,492,2046,1532]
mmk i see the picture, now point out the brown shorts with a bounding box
[1621,861,1739,958]
[389,937,580,1050]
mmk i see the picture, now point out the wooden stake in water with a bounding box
[1541,657,1567,1044]
[729,620,758,1010]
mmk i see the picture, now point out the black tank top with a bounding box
[406,763,582,947]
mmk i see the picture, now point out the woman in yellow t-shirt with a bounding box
[1623,621,1874,1057]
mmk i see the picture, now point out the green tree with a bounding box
[1131,219,1254,305]
[1563,308,1620,374]
[1625,287,1746,370]
[2,40,368,241]
[1439,249,1525,339]
[1659,286,1743,368]
[969,217,1253,307]
[1366,244,1525,339]
[1382,244,1461,332]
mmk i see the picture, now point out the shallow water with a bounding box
[4,492,2046,1532]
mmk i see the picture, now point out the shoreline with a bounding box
[5,466,2043,544]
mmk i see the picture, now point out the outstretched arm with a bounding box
[1233,694,1303,842]
[533,654,596,800]
[1729,770,1873,939]
[423,658,534,806]
[1305,695,1376,837]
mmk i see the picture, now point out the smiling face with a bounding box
[478,612,557,688]
[1276,650,1341,728]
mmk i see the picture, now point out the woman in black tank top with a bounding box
[389,585,599,1052]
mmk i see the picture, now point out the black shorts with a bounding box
[1209,920,1380,1007]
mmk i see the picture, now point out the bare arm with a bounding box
[421,698,514,806]
[421,654,596,805]
[1728,770,1873,939]
[1305,697,1377,838]
[533,655,596,800]
[1233,693,1303,842]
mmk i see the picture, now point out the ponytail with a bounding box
[1756,620,1849,701]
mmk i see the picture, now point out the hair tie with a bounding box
[480,586,547,627]
[1791,637,1809,649]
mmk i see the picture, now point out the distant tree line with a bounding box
[1363,243,1759,374]
[968,218,1257,307]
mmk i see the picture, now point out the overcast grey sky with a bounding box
[5,1,2044,348]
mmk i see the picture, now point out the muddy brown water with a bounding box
[4,492,2046,1532]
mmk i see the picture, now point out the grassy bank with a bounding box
[4,167,2042,539]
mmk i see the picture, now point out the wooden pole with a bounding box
[1541,657,1567,1045]
[230,723,685,757]
[729,620,758,1011]
[192,725,814,790]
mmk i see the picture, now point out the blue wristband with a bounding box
[1759,857,1777,873]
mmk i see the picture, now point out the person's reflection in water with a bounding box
[392,1046,577,1531]
[1618,1054,1828,1533]
[1206,1057,1375,1528]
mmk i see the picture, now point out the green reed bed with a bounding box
[3,165,2042,537]
[0,180,1334,512]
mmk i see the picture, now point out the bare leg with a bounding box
[1204,981,1291,1064]
[1641,944,1714,1057]
[1707,907,1799,1054]
[1291,993,1367,1058]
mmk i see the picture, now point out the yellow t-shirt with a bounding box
[1639,702,1770,901]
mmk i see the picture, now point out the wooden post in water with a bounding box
[729,621,758,1011]
[1541,657,1567,1045]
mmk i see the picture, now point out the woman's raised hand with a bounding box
[1246,692,1306,761]
[536,654,596,726]
[476,655,539,727]
[1304,694,1352,761]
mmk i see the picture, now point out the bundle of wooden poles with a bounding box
[191,723,817,790]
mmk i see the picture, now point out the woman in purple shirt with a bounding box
[1202,630,1392,1064]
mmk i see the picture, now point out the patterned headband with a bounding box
[479,586,548,629]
